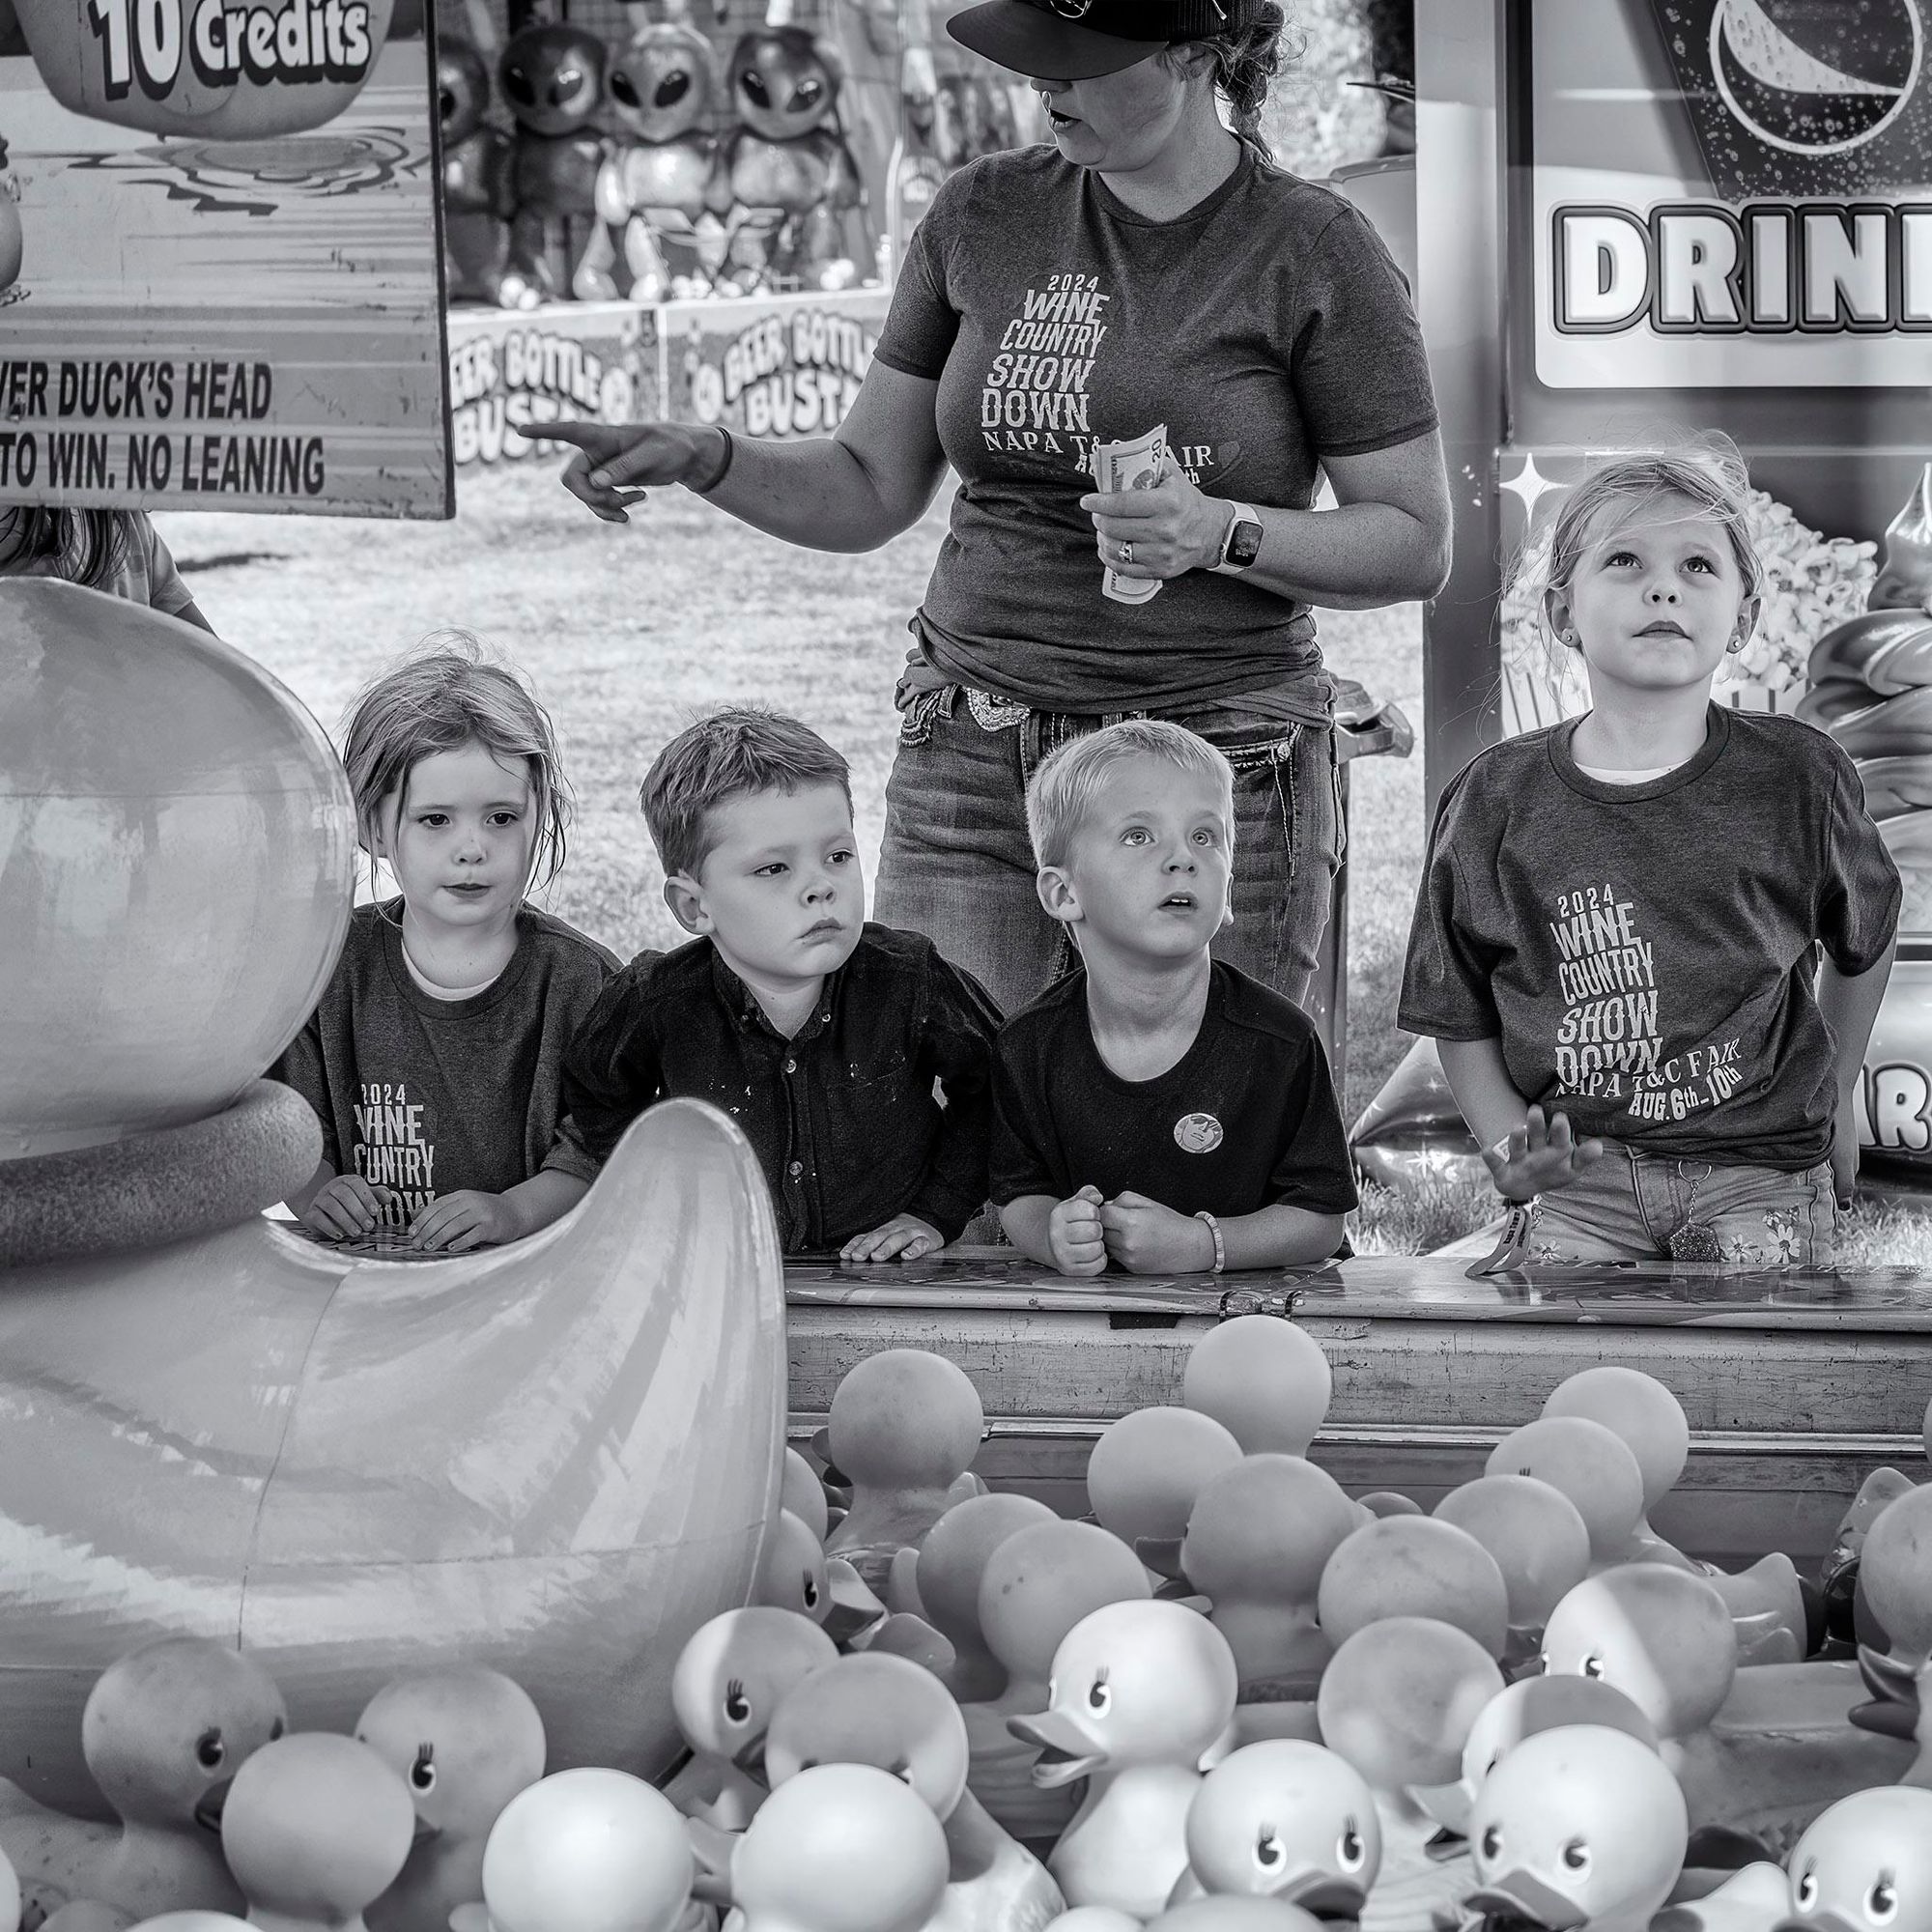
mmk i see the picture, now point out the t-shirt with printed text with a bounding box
[270,901,619,1220]
[870,141,1438,714]
[1399,709,1901,1169]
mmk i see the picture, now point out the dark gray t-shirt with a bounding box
[270,902,618,1220]
[871,142,1438,713]
[1399,710,1900,1169]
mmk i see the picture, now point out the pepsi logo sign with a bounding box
[1710,0,1921,157]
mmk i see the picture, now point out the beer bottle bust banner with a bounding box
[0,0,449,516]
[1532,0,1932,388]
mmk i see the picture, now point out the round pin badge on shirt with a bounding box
[1173,1112,1224,1154]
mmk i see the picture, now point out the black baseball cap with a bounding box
[949,0,1252,80]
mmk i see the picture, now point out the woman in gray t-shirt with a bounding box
[540,0,1450,1019]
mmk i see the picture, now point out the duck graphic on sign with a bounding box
[1651,0,1928,193]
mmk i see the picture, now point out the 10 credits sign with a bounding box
[85,0,376,99]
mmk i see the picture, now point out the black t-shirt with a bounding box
[560,924,1002,1251]
[989,960,1358,1216]
[270,901,618,1219]
[1399,709,1901,1168]
[871,141,1438,712]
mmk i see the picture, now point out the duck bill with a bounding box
[1134,1535,1187,1582]
[1408,1775,1474,1835]
[1007,1707,1107,1787]
[820,1556,887,1643]
[1850,1642,1919,1738]
[729,1734,768,1777]
[192,1776,234,1832]
[1464,1873,1588,1932]
[1277,1871,1369,1918]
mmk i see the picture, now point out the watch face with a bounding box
[1229,519,1264,569]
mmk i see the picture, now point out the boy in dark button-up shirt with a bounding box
[557,708,1000,1256]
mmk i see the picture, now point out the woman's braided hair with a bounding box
[1158,2,1293,159]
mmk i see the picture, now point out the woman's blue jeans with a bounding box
[873,683,1344,1019]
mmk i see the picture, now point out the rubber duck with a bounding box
[43,1907,133,1932]
[1651,1861,1789,1932]
[122,1918,251,1931]
[671,1608,838,1833]
[1541,1567,1732,1776]
[754,1511,833,1627]
[1358,1494,1424,1520]
[1406,1674,1658,1839]
[1146,1907,1324,1932]
[1541,1367,1694,1569]
[219,1734,414,1932]
[964,1520,1151,1841]
[1086,1408,1244,1577]
[917,1493,1058,1702]
[1539,1372,1805,1662]
[1007,1600,1239,1919]
[475,1768,695,1932]
[1702,1556,1810,1670]
[1851,1483,1932,1746]
[1172,1740,1379,1918]
[1542,1566,1906,1847]
[1775,1786,1932,1932]
[765,1653,968,1808]
[1182,1320,1332,1458]
[1314,1618,1504,1932]
[1318,1517,1510,1661]
[725,1763,949,1932]
[824,1351,986,1590]
[782,1449,832,1546]
[762,1651,1064,1932]
[1169,1456,1361,1702]
[354,1665,547,1932]
[1819,1468,1916,1656]
[0,1635,289,1923]
[1463,1724,1688,1932]
[1487,1417,1647,1573]
[1434,1474,1592,1669]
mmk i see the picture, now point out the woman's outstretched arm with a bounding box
[529,363,950,555]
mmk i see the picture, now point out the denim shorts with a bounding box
[871,678,1344,1019]
[1526,1143,1838,1266]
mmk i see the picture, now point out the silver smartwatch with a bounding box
[1210,501,1264,575]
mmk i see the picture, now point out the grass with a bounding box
[156,468,1932,1260]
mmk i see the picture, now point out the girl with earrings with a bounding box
[1401,443,1899,1264]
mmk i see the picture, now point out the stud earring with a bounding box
[1725,635,1746,654]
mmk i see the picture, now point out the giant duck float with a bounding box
[0,581,786,1815]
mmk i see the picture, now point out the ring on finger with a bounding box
[1119,539,1134,565]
